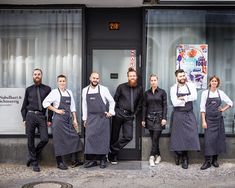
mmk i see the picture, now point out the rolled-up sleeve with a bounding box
[69,90,76,112]
[170,84,185,107]
[220,90,233,107]
[200,90,207,112]
[103,87,115,115]
[82,87,88,121]
[42,90,56,108]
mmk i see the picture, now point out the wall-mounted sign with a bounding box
[0,88,25,134]
[176,44,208,89]
[110,73,118,79]
[109,22,120,30]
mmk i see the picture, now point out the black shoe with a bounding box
[212,160,219,168]
[200,161,211,170]
[100,160,107,169]
[32,165,40,172]
[181,159,188,169]
[108,153,118,165]
[57,162,68,170]
[174,154,181,165]
[26,159,32,167]
[84,161,98,168]
[71,160,84,168]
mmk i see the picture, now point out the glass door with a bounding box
[92,49,141,160]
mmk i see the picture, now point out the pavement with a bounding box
[1,160,235,188]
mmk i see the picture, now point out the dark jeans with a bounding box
[149,130,162,156]
[110,115,134,155]
[26,113,49,166]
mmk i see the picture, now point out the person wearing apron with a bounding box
[82,72,115,169]
[170,69,200,169]
[142,74,167,167]
[43,75,82,170]
[200,75,233,170]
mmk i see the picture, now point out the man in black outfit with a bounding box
[108,67,143,164]
[21,68,52,172]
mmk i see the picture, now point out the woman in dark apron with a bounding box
[142,74,167,167]
[200,76,233,170]
[43,75,82,170]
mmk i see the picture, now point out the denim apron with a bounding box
[52,89,80,156]
[170,84,200,151]
[84,86,110,155]
[204,90,226,156]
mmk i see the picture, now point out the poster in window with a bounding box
[176,44,208,89]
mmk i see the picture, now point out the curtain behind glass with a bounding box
[0,9,82,120]
[146,9,207,133]
[146,9,235,134]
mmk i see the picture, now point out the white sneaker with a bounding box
[149,156,156,167]
[155,155,161,164]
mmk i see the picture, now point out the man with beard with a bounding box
[21,68,52,172]
[108,67,143,164]
[82,72,115,168]
[170,69,200,169]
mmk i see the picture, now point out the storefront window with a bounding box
[146,9,235,134]
[0,9,83,134]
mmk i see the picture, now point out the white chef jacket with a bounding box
[200,89,233,112]
[82,84,115,121]
[170,82,197,107]
[43,88,76,112]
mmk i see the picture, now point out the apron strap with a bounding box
[87,85,100,94]
[176,83,191,96]
[207,89,221,101]
[57,88,71,97]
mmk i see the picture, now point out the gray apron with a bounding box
[84,86,110,155]
[52,89,80,156]
[170,84,200,151]
[204,90,226,156]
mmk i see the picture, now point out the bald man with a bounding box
[82,72,115,168]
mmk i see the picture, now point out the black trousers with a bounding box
[110,116,134,155]
[175,151,188,160]
[26,113,48,166]
[85,154,106,161]
[149,130,162,156]
[56,152,79,164]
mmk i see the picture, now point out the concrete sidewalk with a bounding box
[0,160,235,188]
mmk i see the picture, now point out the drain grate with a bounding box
[22,181,73,188]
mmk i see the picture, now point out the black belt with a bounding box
[28,110,43,115]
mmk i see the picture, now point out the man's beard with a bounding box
[178,79,186,84]
[91,81,98,87]
[128,79,137,87]
[33,78,42,85]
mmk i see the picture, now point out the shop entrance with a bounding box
[86,8,142,160]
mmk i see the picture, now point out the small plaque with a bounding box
[109,22,120,30]
[110,73,118,79]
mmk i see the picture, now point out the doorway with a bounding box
[86,8,142,160]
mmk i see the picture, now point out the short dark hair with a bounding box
[127,67,137,76]
[33,68,42,75]
[209,75,220,88]
[175,69,185,77]
[57,74,67,80]
[149,74,158,80]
